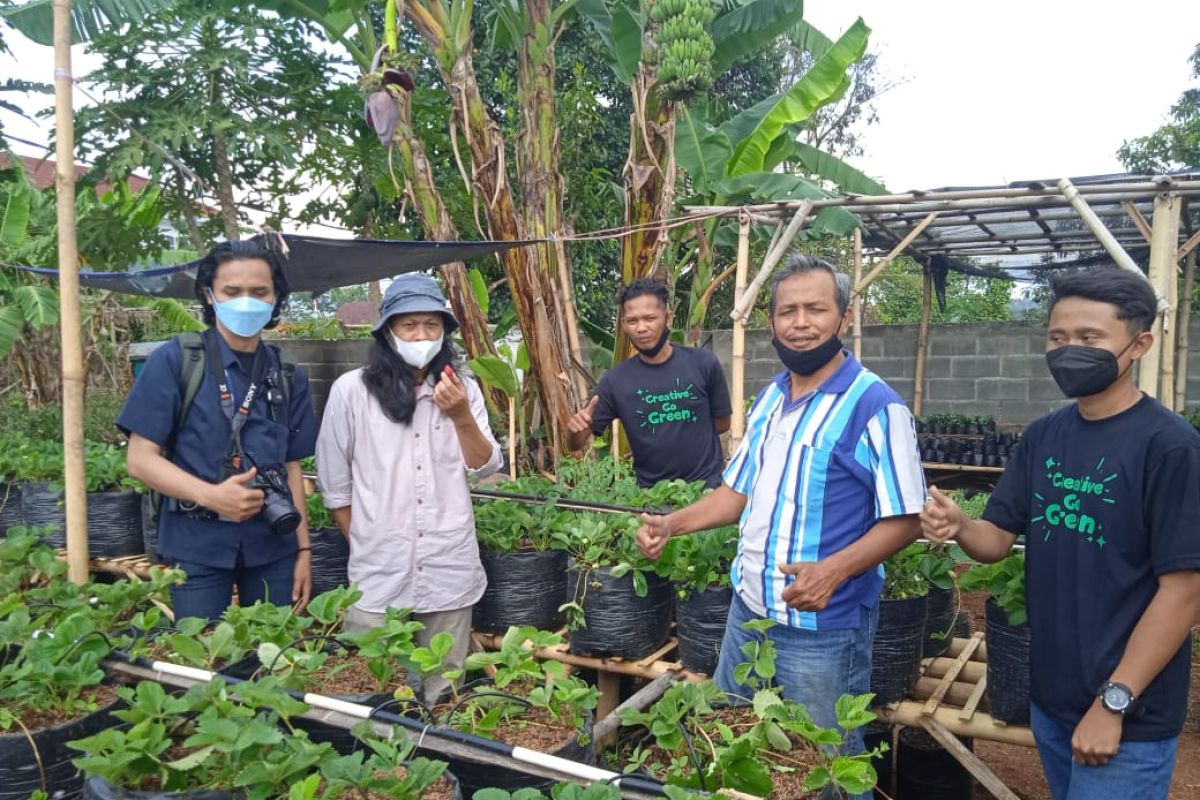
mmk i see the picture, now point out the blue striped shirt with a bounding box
[723,352,927,630]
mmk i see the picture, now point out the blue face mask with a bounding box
[209,291,275,338]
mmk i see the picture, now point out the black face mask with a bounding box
[1044,339,1137,398]
[635,328,671,359]
[772,334,843,376]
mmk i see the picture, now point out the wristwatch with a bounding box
[1098,681,1139,715]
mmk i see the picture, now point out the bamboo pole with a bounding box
[1058,178,1157,294]
[873,702,1035,747]
[1141,193,1182,397]
[852,227,863,360]
[54,0,89,585]
[1179,229,1200,263]
[852,211,940,297]
[730,212,751,451]
[508,397,517,480]
[730,201,812,322]
[1162,238,1180,406]
[1122,201,1154,244]
[913,267,933,416]
[1177,249,1196,412]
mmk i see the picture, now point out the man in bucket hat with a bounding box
[316,273,503,704]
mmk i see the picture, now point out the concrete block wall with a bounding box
[708,317,1200,424]
[280,317,1200,426]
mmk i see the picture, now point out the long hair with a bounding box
[361,331,458,424]
[194,239,291,329]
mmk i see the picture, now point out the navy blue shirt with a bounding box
[984,396,1200,741]
[117,332,318,569]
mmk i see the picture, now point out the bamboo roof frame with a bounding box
[686,170,1200,415]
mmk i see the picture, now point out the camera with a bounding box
[247,464,302,535]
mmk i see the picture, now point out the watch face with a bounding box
[1103,685,1131,711]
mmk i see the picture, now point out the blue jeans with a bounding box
[1030,703,1178,800]
[714,592,877,800]
[170,554,294,622]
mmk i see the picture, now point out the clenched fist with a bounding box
[567,395,600,436]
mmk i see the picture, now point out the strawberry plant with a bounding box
[960,552,1026,625]
[882,543,931,600]
[301,723,450,800]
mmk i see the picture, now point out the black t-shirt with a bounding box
[983,395,1200,740]
[591,345,732,488]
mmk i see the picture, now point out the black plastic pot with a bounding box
[473,548,568,634]
[0,699,121,800]
[0,481,23,536]
[674,584,731,676]
[437,712,595,797]
[896,726,973,799]
[23,484,143,558]
[869,594,927,705]
[985,599,1031,725]
[922,586,965,659]
[566,562,672,660]
[291,686,395,755]
[309,527,350,596]
[83,776,239,799]
[863,722,894,800]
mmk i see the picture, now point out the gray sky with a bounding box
[3,0,1199,196]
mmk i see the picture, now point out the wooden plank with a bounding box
[918,717,1021,800]
[922,631,983,715]
[635,638,678,668]
[922,658,986,684]
[594,671,622,749]
[960,674,988,722]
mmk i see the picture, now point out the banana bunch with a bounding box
[651,0,716,101]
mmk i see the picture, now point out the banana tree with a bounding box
[671,17,882,342]
[577,0,809,361]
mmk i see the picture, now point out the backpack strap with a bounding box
[174,331,208,450]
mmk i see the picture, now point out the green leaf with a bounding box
[1,184,31,247]
[164,744,215,771]
[0,305,25,360]
[578,314,615,352]
[576,0,644,84]
[711,0,808,75]
[831,757,877,794]
[13,284,59,327]
[468,267,490,315]
[803,765,831,791]
[468,355,519,399]
[792,142,887,195]
[725,19,871,178]
[0,0,182,45]
[752,689,783,718]
[790,19,834,60]
[675,107,731,196]
[515,341,530,373]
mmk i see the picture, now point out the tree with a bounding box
[1117,42,1200,174]
[73,0,346,243]
[866,257,1013,325]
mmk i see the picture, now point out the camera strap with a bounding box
[203,328,271,469]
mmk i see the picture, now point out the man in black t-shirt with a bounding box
[921,268,1200,800]
[566,279,732,487]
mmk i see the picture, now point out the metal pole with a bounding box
[730,212,751,451]
[53,0,89,584]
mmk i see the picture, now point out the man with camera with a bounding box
[119,240,319,621]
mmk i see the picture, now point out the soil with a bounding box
[306,653,407,698]
[11,683,119,733]
[360,772,457,800]
[620,705,825,799]
[434,691,580,753]
[953,584,1200,799]
[145,641,235,673]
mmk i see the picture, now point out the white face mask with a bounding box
[393,334,443,369]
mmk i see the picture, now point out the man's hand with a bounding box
[780,560,846,611]
[433,366,471,422]
[920,485,968,545]
[202,467,265,522]
[292,549,313,613]
[637,513,672,560]
[1072,699,1123,765]
[567,396,600,436]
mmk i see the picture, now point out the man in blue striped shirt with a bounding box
[638,255,926,780]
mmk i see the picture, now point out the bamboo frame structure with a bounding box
[54,0,89,585]
[1178,249,1197,412]
[1141,193,1182,396]
[852,227,863,359]
[913,268,933,416]
[730,213,751,451]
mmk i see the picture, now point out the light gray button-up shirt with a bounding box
[316,368,502,613]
